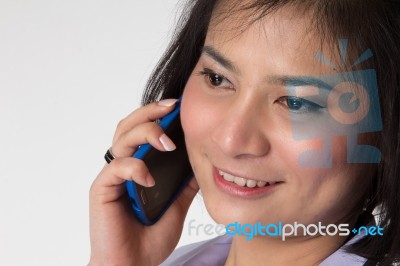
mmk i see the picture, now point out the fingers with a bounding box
[91,157,154,203]
[111,122,176,158]
[113,99,178,144]
[110,98,178,159]
[92,99,178,203]
[102,157,154,187]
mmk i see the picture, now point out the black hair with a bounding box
[142,1,217,103]
[142,0,400,264]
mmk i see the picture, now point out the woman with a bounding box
[89,0,400,265]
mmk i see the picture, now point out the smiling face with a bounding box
[180,6,373,229]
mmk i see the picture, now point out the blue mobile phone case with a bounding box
[125,99,193,225]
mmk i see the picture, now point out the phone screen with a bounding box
[126,102,193,224]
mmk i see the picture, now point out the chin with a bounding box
[200,192,266,226]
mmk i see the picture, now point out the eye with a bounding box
[277,96,324,113]
[199,68,233,89]
[206,72,224,86]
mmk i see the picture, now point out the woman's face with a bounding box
[181,7,372,227]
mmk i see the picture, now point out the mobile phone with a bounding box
[125,99,193,225]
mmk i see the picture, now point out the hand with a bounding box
[89,99,199,266]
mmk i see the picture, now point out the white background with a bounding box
[0,1,218,265]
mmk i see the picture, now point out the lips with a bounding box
[218,169,279,188]
[213,166,282,198]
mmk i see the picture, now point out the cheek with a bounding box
[180,75,220,184]
[181,76,206,140]
[180,75,222,142]
[278,124,352,172]
[277,134,355,192]
[180,75,210,159]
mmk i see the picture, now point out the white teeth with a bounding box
[218,169,278,188]
[220,171,235,182]
[234,177,246,187]
[246,179,257,188]
[257,181,267,187]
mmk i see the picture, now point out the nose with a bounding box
[211,100,271,158]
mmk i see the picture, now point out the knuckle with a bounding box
[109,157,125,169]
[109,157,145,176]
[147,121,162,132]
[116,118,127,131]
[89,172,104,196]
[127,159,145,176]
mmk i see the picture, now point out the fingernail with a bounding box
[159,134,176,151]
[146,176,155,187]
[157,98,178,107]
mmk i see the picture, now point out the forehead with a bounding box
[204,4,337,77]
[207,4,317,49]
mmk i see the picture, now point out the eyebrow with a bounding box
[202,45,239,73]
[202,45,332,91]
[269,76,332,91]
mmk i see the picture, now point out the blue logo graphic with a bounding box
[352,225,384,236]
[287,39,382,168]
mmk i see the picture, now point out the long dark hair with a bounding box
[142,0,400,264]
